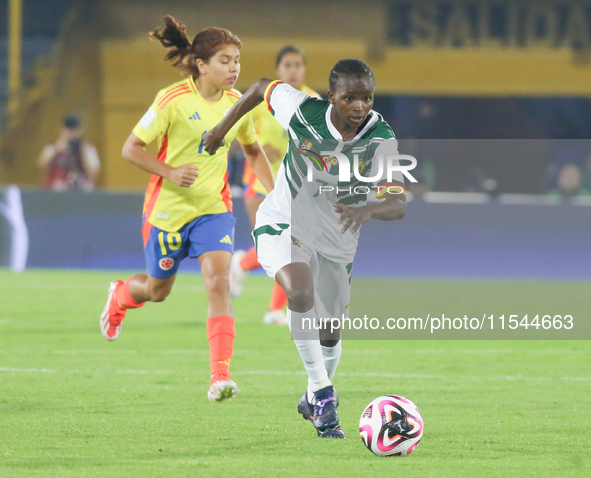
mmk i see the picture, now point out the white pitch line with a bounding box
[240,370,591,382]
[0,367,172,375]
[0,348,588,356]
[0,367,56,373]
[51,350,138,355]
[0,367,588,383]
[345,349,516,355]
[0,349,251,355]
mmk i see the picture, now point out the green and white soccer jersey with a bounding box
[255,81,405,265]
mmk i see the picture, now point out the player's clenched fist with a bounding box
[202,129,225,155]
[168,164,199,187]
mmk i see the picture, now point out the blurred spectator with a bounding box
[38,116,100,191]
[545,142,590,191]
[465,167,501,197]
[548,163,591,199]
[581,154,591,191]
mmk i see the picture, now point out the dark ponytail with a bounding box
[150,16,192,70]
[150,16,242,78]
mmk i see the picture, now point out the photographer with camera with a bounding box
[38,116,100,191]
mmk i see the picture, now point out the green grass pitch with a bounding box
[0,269,589,477]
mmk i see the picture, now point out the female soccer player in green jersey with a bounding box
[100,16,274,402]
[232,46,322,326]
[203,59,407,437]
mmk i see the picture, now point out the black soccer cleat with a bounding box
[297,392,314,421]
[318,425,346,439]
[312,386,339,432]
[297,389,340,422]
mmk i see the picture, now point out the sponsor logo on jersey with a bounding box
[220,235,232,244]
[189,111,201,120]
[156,212,169,219]
[323,155,339,166]
[159,258,175,270]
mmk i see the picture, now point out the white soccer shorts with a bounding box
[253,224,351,321]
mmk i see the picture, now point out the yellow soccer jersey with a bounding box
[243,84,321,196]
[133,77,256,235]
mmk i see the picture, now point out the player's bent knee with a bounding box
[276,279,292,303]
[290,285,314,311]
[205,273,230,297]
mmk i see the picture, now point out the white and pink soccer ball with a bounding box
[359,395,423,457]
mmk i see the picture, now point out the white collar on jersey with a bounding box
[325,104,378,141]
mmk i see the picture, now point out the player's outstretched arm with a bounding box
[333,194,406,234]
[202,78,274,155]
[122,132,198,188]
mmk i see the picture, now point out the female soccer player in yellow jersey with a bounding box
[99,16,274,402]
[231,46,321,326]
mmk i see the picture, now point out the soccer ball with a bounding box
[359,395,423,457]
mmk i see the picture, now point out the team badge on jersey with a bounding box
[299,139,313,152]
[291,236,303,248]
[159,258,175,270]
[297,139,327,172]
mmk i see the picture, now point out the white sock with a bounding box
[287,307,330,399]
[321,341,342,380]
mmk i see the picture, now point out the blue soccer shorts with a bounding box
[144,212,236,279]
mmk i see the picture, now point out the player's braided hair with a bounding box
[329,59,375,90]
[150,16,241,78]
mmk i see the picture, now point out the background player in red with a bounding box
[99,16,274,402]
[231,46,321,325]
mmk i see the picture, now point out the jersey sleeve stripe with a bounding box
[375,182,406,199]
[157,85,191,107]
[219,168,233,212]
[141,177,162,245]
[157,84,191,104]
[377,179,405,187]
[158,85,190,101]
[226,91,241,99]
[159,90,191,109]
[159,83,189,96]
[141,132,169,244]
[188,78,198,95]
[264,80,283,114]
